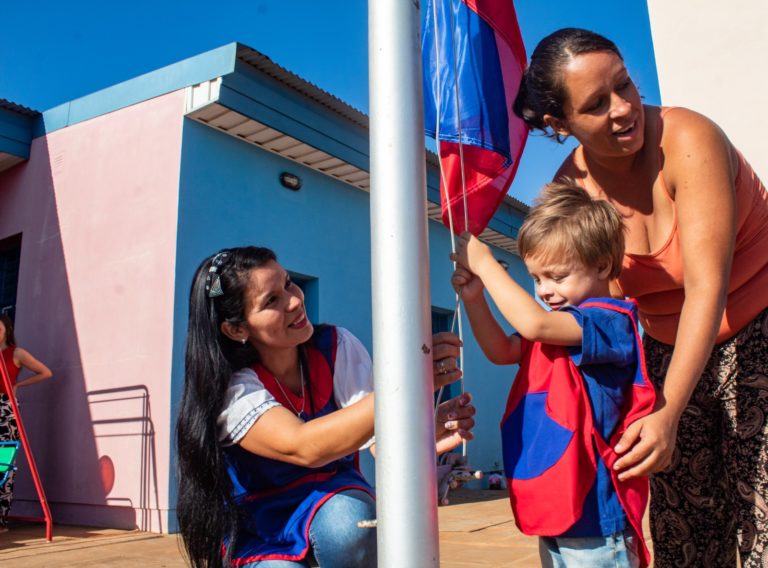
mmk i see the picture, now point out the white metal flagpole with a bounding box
[368,0,440,566]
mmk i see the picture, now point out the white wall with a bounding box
[647,0,768,180]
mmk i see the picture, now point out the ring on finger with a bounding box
[437,360,447,374]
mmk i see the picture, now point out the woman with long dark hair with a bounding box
[0,313,53,533]
[176,246,474,567]
[513,28,768,567]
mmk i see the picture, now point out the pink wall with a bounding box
[0,90,185,532]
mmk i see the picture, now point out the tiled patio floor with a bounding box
[0,489,652,567]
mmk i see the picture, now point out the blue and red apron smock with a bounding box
[224,326,374,565]
[501,299,655,567]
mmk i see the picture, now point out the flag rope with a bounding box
[430,0,470,459]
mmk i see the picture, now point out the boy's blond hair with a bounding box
[517,179,625,279]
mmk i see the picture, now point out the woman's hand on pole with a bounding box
[435,392,476,454]
[431,332,462,390]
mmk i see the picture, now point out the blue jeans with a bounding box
[539,528,640,568]
[247,489,377,567]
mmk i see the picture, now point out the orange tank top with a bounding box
[602,109,768,344]
[1,346,20,396]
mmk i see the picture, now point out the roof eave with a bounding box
[0,100,40,173]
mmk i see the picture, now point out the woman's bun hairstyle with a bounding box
[513,28,623,143]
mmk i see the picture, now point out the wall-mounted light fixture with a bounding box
[279,172,302,191]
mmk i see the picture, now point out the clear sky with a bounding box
[0,0,660,204]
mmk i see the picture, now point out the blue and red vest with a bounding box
[224,326,373,565]
[501,299,655,567]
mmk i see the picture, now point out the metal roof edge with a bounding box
[0,99,40,117]
[234,43,369,130]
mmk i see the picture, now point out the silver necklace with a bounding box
[273,361,305,416]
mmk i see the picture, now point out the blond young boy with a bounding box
[452,181,655,568]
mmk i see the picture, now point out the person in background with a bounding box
[0,313,53,533]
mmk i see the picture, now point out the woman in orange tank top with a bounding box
[0,313,53,533]
[513,28,768,568]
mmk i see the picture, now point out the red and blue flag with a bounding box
[422,0,528,235]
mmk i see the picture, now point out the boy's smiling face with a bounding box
[524,254,612,310]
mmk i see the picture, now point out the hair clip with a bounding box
[205,251,229,298]
[207,273,224,298]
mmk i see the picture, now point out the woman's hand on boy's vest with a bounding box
[613,404,679,480]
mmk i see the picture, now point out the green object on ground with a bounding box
[0,441,19,484]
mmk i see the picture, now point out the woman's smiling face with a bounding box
[238,260,313,355]
[551,51,645,159]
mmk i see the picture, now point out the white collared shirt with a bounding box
[217,327,374,448]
